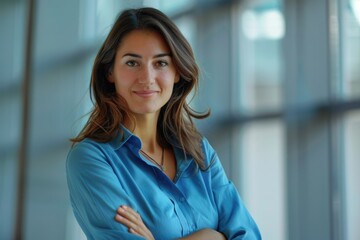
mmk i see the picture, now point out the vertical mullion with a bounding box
[328,0,346,239]
[14,0,36,239]
[284,0,334,239]
[229,1,243,190]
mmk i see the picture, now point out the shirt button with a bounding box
[179,197,185,202]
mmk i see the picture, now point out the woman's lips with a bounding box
[133,90,158,98]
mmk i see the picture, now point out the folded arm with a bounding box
[115,205,226,240]
[203,139,262,239]
[66,142,145,240]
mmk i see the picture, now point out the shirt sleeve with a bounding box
[66,141,145,240]
[202,139,262,240]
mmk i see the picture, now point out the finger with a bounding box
[115,206,153,239]
[115,213,151,238]
[119,205,141,219]
[115,213,140,232]
[115,207,146,232]
[128,226,146,237]
[117,206,141,223]
[129,226,154,240]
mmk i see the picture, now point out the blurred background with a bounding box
[0,0,359,239]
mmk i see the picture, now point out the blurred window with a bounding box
[238,0,284,113]
[343,112,360,239]
[238,121,286,240]
[0,1,26,239]
[234,1,286,240]
[143,0,195,15]
[340,1,360,239]
[342,0,360,99]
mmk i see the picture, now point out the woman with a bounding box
[66,7,261,240]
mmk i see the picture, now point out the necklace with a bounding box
[140,147,165,171]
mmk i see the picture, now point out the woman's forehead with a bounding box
[116,30,171,56]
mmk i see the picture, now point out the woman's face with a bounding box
[108,30,179,118]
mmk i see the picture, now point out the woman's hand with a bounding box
[115,205,225,240]
[115,205,155,240]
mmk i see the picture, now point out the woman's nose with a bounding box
[138,66,155,84]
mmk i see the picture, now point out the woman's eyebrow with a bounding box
[122,53,171,58]
[153,53,171,58]
[122,53,141,58]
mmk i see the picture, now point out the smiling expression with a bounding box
[108,30,179,119]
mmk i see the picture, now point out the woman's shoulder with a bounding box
[67,138,112,166]
[70,138,107,154]
[200,137,216,155]
[198,137,220,168]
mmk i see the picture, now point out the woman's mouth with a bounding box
[133,90,158,98]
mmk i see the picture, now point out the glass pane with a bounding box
[78,0,122,41]
[0,154,17,240]
[344,110,360,240]
[238,120,286,240]
[0,1,25,89]
[173,16,201,110]
[143,0,195,15]
[175,16,196,48]
[238,0,284,113]
[342,0,360,99]
[0,1,26,238]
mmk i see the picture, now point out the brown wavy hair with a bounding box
[71,7,210,168]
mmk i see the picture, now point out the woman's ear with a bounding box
[107,71,114,83]
[174,74,180,83]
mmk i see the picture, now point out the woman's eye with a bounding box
[156,61,168,67]
[126,61,138,67]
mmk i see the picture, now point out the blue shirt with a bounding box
[66,127,261,239]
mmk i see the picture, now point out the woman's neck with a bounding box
[132,113,160,153]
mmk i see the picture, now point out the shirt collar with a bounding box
[109,125,141,150]
[108,125,193,163]
[109,125,194,174]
